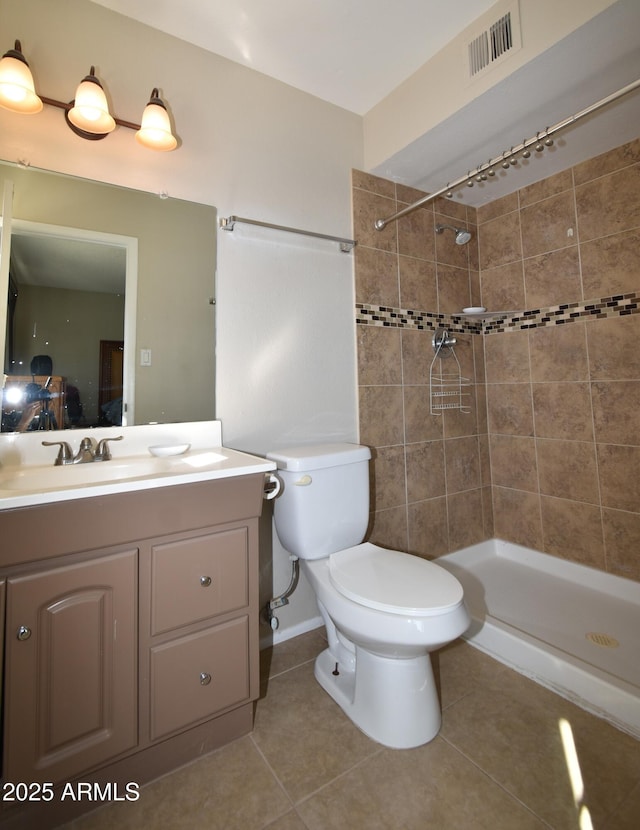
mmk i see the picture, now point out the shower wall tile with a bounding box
[447,489,486,551]
[353,135,639,582]
[397,207,435,261]
[596,444,640,514]
[492,487,543,550]
[357,325,402,385]
[478,211,522,270]
[520,190,577,259]
[586,314,640,380]
[532,382,594,441]
[486,383,534,436]
[523,246,582,307]
[354,246,399,307]
[358,385,404,448]
[535,438,599,504]
[476,191,518,224]
[353,170,487,556]
[371,445,407,511]
[400,329,430,385]
[406,441,446,502]
[518,169,573,208]
[479,260,526,312]
[591,380,640,446]
[403,386,444,443]
[540,496,605,570]
[580,229,640,298]
[352,188,397,252]
[407,497,449,559]
[602,509,640,581]
[575,164,640,241]
[572,136,640,185]
[399,256,437,310]
[444,436,481,494]
[489,434,538,492]
[351,169,396,198]
[528,323,589,382]
[436,263,472,312]
[368,505,408,552]
[484,330,530,383]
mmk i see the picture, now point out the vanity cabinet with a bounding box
[145,527,252,741]
[0,473,265,829]
[3,551,137,785]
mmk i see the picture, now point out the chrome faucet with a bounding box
[42,435,123,465]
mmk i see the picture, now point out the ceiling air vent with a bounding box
[466,2,521,80]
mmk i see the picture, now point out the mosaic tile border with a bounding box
[356,292,639,335]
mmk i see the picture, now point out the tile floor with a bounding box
[70,629,640,829]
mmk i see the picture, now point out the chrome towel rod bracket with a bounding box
[220,214,356,252]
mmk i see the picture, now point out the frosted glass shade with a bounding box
[68,71,115,135]
[0,50,42,113]
[136,91,177,151]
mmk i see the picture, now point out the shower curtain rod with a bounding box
[374,77,640,231]
[219,214,356,252]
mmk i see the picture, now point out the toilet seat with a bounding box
[328,542,463,616]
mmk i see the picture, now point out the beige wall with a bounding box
[354,135,640,584]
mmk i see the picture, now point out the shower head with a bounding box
[436,224,472,245]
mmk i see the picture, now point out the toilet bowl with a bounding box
[267,443,470,749]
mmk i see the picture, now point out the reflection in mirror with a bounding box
[0,161,217,431]
[3,222,133,431]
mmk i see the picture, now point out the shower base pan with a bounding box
[438,539,640,739]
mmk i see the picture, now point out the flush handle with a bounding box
[294,475,313,486]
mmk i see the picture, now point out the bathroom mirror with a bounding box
[0,161,217,431]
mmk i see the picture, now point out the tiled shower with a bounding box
[353,136,640,584]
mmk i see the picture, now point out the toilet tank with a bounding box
[267,443,371,560]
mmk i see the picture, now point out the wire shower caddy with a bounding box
[429,327,471,415]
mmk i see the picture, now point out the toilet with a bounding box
[267,443,470,749]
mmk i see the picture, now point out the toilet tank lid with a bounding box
[267,443,371,471]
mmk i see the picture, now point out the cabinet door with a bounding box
[3,550,137,784]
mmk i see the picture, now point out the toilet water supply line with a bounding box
[373,77,640,231]
[262,472,299,631]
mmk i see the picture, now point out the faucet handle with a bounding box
[42,440,74,466]
[95,435,123,461]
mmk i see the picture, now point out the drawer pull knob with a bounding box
[200,575,212,587]
[200,672,212,686]
[17,625,32,641]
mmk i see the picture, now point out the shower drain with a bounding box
[586,632,620,648]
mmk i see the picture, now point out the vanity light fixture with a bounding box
[0,40,178,151]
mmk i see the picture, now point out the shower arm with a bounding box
[374,77,640,231]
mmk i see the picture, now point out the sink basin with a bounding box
[0,450,230,494]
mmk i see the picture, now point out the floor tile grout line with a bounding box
[438,733,556,829]
[248,731,297,820]
[290,745,385,809]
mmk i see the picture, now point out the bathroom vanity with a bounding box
[0,422,275,829]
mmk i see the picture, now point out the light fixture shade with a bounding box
[0,41,43,113]
[67,67,115,135]
[135,89,177,151]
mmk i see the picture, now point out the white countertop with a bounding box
[0,421,276,511]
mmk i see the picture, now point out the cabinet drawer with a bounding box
[151,528,248,634]
[150,616,249,740]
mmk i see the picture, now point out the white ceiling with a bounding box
[89,0,498,115]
